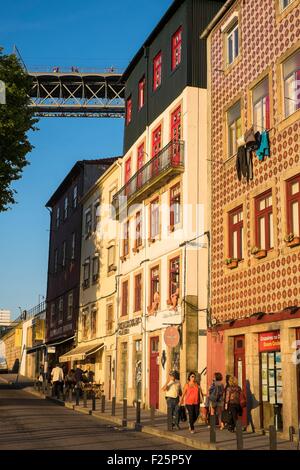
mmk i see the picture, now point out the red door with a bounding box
[137,143,144,189]
[151,126,161,177]
[170,106,181,165]
[296,328,300,423]
[125,157,131,195]
[234,335,247,427]
[150,337,159,409]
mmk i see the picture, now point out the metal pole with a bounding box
[75,387,80,406]
[83,390,87,408]
[135,400,142,431]
[269,425,277,450]
[92,393,96,411]
[210,415,216,444]
[167,403,173,431]
[112,396,116,416]
[101,394,106,413]
[236,420,243,450]
[122,398,127,427]
[68,388,73,403]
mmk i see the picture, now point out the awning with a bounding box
[26,343,46,354]
[59,342,104,363]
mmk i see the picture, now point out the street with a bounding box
[0,382,192,450]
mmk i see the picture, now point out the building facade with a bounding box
[113,0,225,411]
[203,0,300,436]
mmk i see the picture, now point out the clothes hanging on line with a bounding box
[236,145,253,182]
[256,131,270,161]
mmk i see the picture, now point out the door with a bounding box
[106,355,112,401]
[234,335,247,426]
[170,106,181,165]
[151,126,161,177]
[297,328,300,423]
[150,337,159,409]
[121,343,128,399]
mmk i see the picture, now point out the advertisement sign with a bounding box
[259,331,280,352]
[47,346,56,354]
[164,326,180,348]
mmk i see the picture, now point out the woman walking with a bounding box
[224,376,246,432]
[180,372,203,434]
[208,372,225,429]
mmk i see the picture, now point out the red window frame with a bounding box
[170,105,181,165]
[170,183,181,227]
[138,76,145,110]
[150,266,160,303]
[123,220,129,256]
[172,26,182,71]
[255,190,273,250]
[134,274,142,312]
[286,174,300,235]
[169,257,180,298]
[137,143,144,188]
[136,211,142,248]
[150,198,159,239]
[153,51,162,91]
[126,96,132,125]
[121,281,128,317]
[228,206,244,260]
[124,157,131,196]
[151,125,161,176]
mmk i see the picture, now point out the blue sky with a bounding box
[0,0,173,319]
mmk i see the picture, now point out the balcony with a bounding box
[113,139,184,217]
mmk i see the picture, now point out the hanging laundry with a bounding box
[256,131,270,161]
[236,145,253,182]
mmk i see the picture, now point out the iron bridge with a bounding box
[28,68,125,118]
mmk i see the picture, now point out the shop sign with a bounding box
[259,331,280,352]
[47,346,56,354]
[164,326,180,348]
[118,317,141,336]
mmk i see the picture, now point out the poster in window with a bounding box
[268,353,275,369]
[269,387,276,404]
[277,386,283,404]
[262,385,268,402]
[262,367,268,384]
[276,369,282,387]
[261,352,268,366]
[275,352,281,368]
[268,369,275,387]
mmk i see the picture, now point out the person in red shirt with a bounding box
[180,371,203,433]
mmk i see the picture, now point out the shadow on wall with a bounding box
[246,379,260,432]
[12,358,20,373]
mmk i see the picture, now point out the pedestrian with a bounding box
[65,368,76,392]
[180,371,203,434]
[51,363,64,398]
[208,372,225,429]
[162,370,182,430]
[224,376,246,432]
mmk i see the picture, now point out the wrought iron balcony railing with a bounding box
[113,139,184,216]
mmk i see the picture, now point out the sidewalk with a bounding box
[1,374,298,451]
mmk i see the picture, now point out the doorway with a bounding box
[296,328,300,423]
[106,355,112,401]
[149,337,159,409]
[234,335,247,426]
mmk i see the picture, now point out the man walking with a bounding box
[162,370,182,430]
[51,363,64,398]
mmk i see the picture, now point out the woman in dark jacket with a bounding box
[224,376,246,432]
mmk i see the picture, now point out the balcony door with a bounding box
[137,143,144,189]
[151,125,161,177]
[170,106,181,165]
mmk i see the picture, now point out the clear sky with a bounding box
[0,0,173,319]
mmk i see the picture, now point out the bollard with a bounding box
[167,403,173,431]
[210,415,216,444]
[269,425,277,450]
[37,381,41,393]
[68,388,73,403]
[135,401,142,431]
[101,395,106,413]
[46,383,50,397]
[150,406,155,426]
[289,426,295,442]
[92,393,96,411]
[42,381,46,395]
[34,381,37,391]
[122,399,127,427]
[83,390,87,408]
[51,385,55,398]
[236,420,244,450]
[75,387,80,406]
[112,396,116,416]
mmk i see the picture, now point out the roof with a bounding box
[45,157,120,207]
[200,0,236,39]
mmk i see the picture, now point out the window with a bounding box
[58,297,63,324]
[169,257,180,298]
[227,101,242,156]
[153,51,162,91]
[73,185,78,209]
[252,77,270,131]
[107,245,116,272]
[109,186,117,218]
[106,304,114,334]
[170,183,181,227]
[227,22,239,65]
[121,281,128,317]
[94,200,100,232]
[81,308,89,340]
[126,96,132,125]
[67,292,73,320]
[135,211,142,248]
[62,241,66,268]
[283,49,300,118]
[170,106,182,164]
[85,209,92,237]
[172,26,182,71]
[54,249,58,273]
[71,232,76,260]
[125,157,131,184]
[91,308,97,338]
[151,125,162,176]
[83,258,90,288]
[123,220,129,256]
[280,0,294,11]
[255,191,273,250]
[92,255,99,282]
[137,143,144,188]
[150,198,159,239]
[64,196,68,220]
[228,206,244,260]
[134,274,142,312]
[286,174,300,236]
[138,76,145,110]
[56,207,60,228]
[50,303,56,327]
[150,267,160,303]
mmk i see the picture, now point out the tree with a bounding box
[0,47,38,211]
